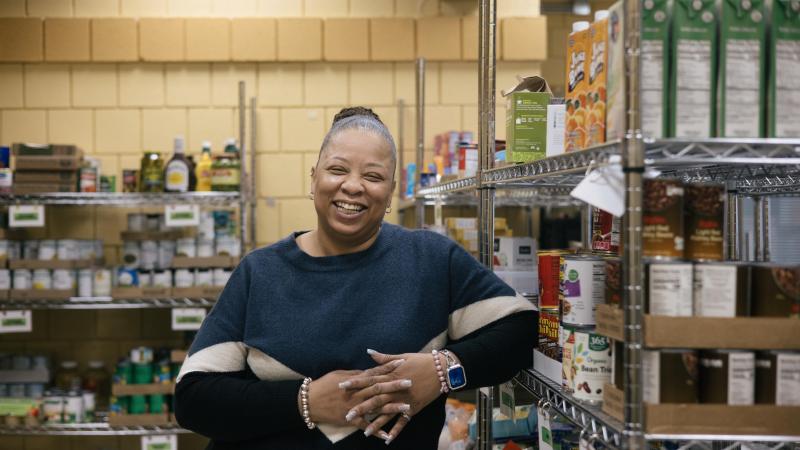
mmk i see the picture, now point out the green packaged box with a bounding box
[670,0,718,138]
[767,0,800,137]
[642,0,673,138]
[718,0,767,137]
[504,76,552,163]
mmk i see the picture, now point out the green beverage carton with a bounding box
[718,0,767,137]
[767,0,800,137]
[670,0,718,138]
[504,76,553,163]
[643,0,674,138]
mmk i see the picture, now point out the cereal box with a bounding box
[606,0,627,141]
[767,0,800,137]
[587,10,610,147]
[565,21,591,152]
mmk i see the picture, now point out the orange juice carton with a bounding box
[587,10,610,147]
[565,21,591,152]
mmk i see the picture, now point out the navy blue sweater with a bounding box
[175,223,537,449]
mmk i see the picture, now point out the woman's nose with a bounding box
[340,175,364,195]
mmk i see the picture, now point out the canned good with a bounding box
[32,269,52,289]
[116,267,139,287]
[133,363,153,384]
[176,238,197,257]
[591,208,621,254]
[213,210,236,236]
[140,240,158,270]
[82,391,96,422]
[78,240,96,260]
[42,392,64,423]
[38,240,57,260]
[750,264,800,317]
[13,269,32,289]
[198,211,215,240]
[64,391,84,423]
[156,359,171,383]
[755,351,800,405]
[123,169,138,193]
[571,330,612,404]
[26,383,45,398]
[693,262,750,317]
[93,269,111,296]
[138,270,152,287]
[561,324,578,392]
[538,252,565,309]
[149,393,166,414]
[7,241,21,260]
[78,269,93,297]
[174,269,194,288]
[646,261,693,316]
[684,183,725,261]
[195,269,213,287]
[158,214,169,232]
[212,268,232,286]
[145,214,160,232]
[151,270,171,288]
[127,213,146,232]
[643,179,685,259]
[216,235,241,257]
[129,395,147,414]
[0,269,11,290]
[538,308,561,360]
[11,355,31,370]
[131,347,154,364]
[197,238,215,257]
[158,240,176,269]
[604,258,621,307]
[94,240,104,259]
[643,350,698,404]
[0,240,8,259]
[560,254,605,326]
[32,355,49,370]
[699,350,755,405]
[109,395,126,415]
[122,241,140,268]
[114,359,133,385]
[56,239,79,260]
[9,383,26,397]
[23,240,39,259]
[52,269,76,290]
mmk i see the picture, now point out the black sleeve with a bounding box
[174,367,306,442]
[446,310,538,389]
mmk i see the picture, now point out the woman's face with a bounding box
[311,128,396,245]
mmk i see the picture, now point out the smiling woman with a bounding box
[174,107,538,450]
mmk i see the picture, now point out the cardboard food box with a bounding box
[171,256,236,269]
[13,170,78,184]
[767,0,800,137]
[718,0,767,137]
[606,0,627,141]
[586,11,610,147]
[171,286,223,299]
[565,21,591,151]
[642,0,673,138]
[108,413,171,427]
[112,382,174,396]
[14,156,82,171]
[11,143,82,157]
[12,183,77,194]
[546,98,567,157]
[10,289,74,300]
[504,76,553,163]
[493,237,536,270]
[670,0,718,138]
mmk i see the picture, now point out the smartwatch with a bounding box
[441,350,467,391]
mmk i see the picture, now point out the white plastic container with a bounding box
[176,238,197,257]
[13,269,32,289]
[195,269,213,287]
[152,270,171,288]
[93,269,111,296]
[140,240,158,270]
[56,240,79,260]
[127,213,145,232]
[78,240,96,260]
[52,269,76,290]
[38,240,56,260]
[213,268,231,286]
[0,269,10,290]
[77,269,93,297]
[197,238,215,257]
[174,269,194,287]
[122,241,140,268]
[158,240,176,269]
[23,240,40,259]
[32,269,52,289]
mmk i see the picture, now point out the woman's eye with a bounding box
[329,167,347,174]
[365,174,384,182]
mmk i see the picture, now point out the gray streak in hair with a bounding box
[317,115,398,172]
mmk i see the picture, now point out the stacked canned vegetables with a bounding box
[110,347,179,417]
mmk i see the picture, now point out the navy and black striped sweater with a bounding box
[175,223,537,449]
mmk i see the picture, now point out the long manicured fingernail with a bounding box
[385,435,394,445]
[392,359,405,367]
[399,403,411,412]
[400,379,412,387]
[345,410,357,422]
[363,427,373,437]
[366,348,377,355]
[338,381,352,389]
[379,431,391,440]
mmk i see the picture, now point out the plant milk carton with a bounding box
[767,0,800,137]
[587,10,610,147]
[718,0,767,137]
[504,76,553,163]
[670,0,718,138]
[643,0,674,138]
[606,0,627,141]
[565,21,591,152]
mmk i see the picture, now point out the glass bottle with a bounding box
[210,138,241,192]
[195,141,213,192]
[139,152,164,193]
[164,136,190,193]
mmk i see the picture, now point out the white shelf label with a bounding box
[141,435,177,450]
[0,310,32,333]
[537,405,554,450]
[165,205,200,227]
[9,205,45,228]
[172,308,206,331]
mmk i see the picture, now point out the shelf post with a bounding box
[238,81,248,254]
[415,58,426,229]
[762,196,770,262]
[725,181,739,261]
[753,196,763,261]
[476,0,497,448]
[249,96,257,254]
[622,0,646,448]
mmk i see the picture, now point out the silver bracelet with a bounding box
[300,377,316,430]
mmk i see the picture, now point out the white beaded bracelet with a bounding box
[431,349,449,394]
[300,377,316,430]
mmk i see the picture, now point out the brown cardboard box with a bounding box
[10,259,75,270]
[171,286,223,299]
[120,230,186,241]
[14,156,81,171]
[112,382,174,396]
[170,350,187,363]
[12,143,82,157]
[45,19,90,62]
[417,17,461,61]
[502,17,548,61]
[91,18,137,62]
[171,256,236,269]
[370,19,415,61]
[186,19,230,61]
[324,19,369,61]
[13,171,78,184]
[10,289,74,300]
[0,18,44,62]
[108,414,170,427]
[139,18,185,61]
[231,18,276,61]
[12,183,77,194]
[0,290,9,301]
[110,287,172,298]
[277,19,322,61]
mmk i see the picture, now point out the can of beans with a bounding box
[645,260,693,316]
[538,251,566,309]
[591,208,621,254]
[174,268,194,288]
[213,268,232,286]
[538,308,561,360]
[195,269,213,287]
[642,349,698,404]
[215,235,240,257]
[750,264,799,317]
[560,254,605,326]
[32,269,52,289]
[755,350,800,405]
[13,269,32,289]
[129,395,147,414]
[52,269,76,290]
[571,330,612,404]
[197,238,215,257]
[56,239,79,260]
[0,269,10,290]
[151,270,171,288]
[149,393,166,414]
[605,257,622,306]
[693,262,751,317]
[643,179,685,259]
[38,240,56,260]
[138,270,152,287]
[684,183,725,261]
[176,238,197,258]
[699,350,755,405]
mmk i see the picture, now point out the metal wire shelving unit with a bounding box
[0,420,188,437]
[0,192,240,207]
[0,297,217,310]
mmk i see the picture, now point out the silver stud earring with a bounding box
[308,192,314,200]
[385,206,392,214]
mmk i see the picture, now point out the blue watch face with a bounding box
[447,365,467,389]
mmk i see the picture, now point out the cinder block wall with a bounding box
[0,1,555,449]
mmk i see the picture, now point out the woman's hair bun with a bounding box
[332,106,382,125]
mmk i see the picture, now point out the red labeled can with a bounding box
[591,208,621,254]
[537,308,561,360]
[538,251,566,309]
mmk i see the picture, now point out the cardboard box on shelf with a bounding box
[606,0,627,141]
[11,143,82,157]
[586,11,610,147]
[14,156,82,171]
[111,287,172,298]
[493,237,536,270]
[171,256,236,269]
[9,289,74,300]
[8,258,103,270]
[13,170,78,184]
[546,99,566,157]
[120,230,187,241]
[12,183,77,195]
[504,76,552,163]
[0,290,9,301]
[718,0,767,137]
[171,286,223,299]
[565,21,591,151]
[108,413,171,427]
[111,382,174,396]
[642,0,673,139]
[767,0,800,137]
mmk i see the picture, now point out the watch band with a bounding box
[440,349,467,391]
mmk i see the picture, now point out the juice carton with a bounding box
[606,0,627,141]
[718,0,767,137]
[643,0,673,138]
[767,0,800,137]
[670,0,718,138]
[504,76,553,163]
[587,10,610,147]
[565,21,591,152]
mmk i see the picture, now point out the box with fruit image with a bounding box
[767,0,800,137]
[587,11,610,147]
[606,0,626,141]
[565,21,591,152]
